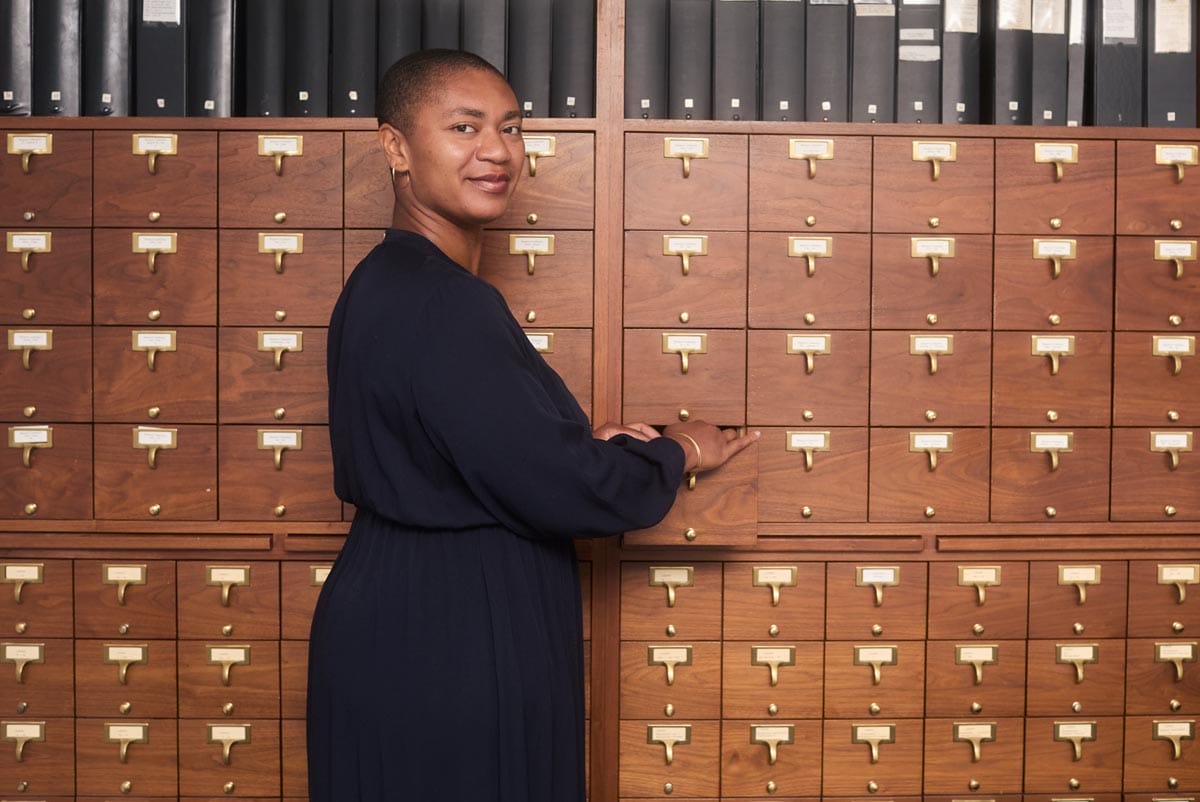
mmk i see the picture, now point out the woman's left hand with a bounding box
[594,422,660,443]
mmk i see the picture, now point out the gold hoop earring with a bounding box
[390,167,410,188]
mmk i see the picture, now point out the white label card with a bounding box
[142,0,181,23]
[108,724,147,741]
[136,429,175,446]
[898,45,942,61]
[10,135,49,152]
[651,567,691,585]
[944,0,981,33]
[260,431,299,447]
[666,335,704,351]
[1035,434,1071,450]
[1061,566,1098,582]
[1159,643,1198,660]
[753,725,793,741]
[10,331,48,347]
[916,142,954,159]
[105,566,145,582]
[513,236,552,251]
[1162,565,1200,582]
[860,567,897,584]
[914,238,953,256]
[1103,0,1137,39]
[956,723,996,739]
[1155,433,1193,449]
[958,645,998,662]
[136,135,175,152]
[961,567,999,583]
[856,646,898,663]
[1059,644,1098,661]
[312,566,332,584]
[1057,722,1096,738]
[913,433,950,449]
[136,235,174,251]
[524,137,554,153]
[3,645,41,661]
[1159,241,1198,258]
[3,565,39,581]
[1155,337,1195,354]
[260,332,299,349]
[261,136,300,153]
[650,726,689,741]
[754,647,795,663]
[666,139,707,157]
[209,647,248,663]
[10,428,49,444]
[135,332,174,349]
[526,334,551,351]
[210,725,248,741]
[1156,721,1196,738]
[1037,239,1075,257]
[1035,337,1073,352]
[106,645,146,662]
[650,647,690,663]
[1160,145,1200,164]
[913,336,951,352]
[5,723,42,739]
[790,432,829,449]
[1037,143,1077,161]
[209,567,247,583]
[790,139,833,158]
[855,726,894,740]
[790,335,830,352]
[1032,0,1067,34]
[262,235,300,251]
[10,234,48,250]
[1155,0,1193,53]
[790,238,831,255]
[754,567,796,585]
[666,237,704,252]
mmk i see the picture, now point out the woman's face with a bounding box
[402,68,525,228]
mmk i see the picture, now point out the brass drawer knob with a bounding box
[147,310,161,321]
[274,212,287,223]
[274,310,287,321]
[679,214,691,226]
[526,213,538,225]
[21,308,35,320]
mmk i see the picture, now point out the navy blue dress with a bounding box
[307,230,684,801]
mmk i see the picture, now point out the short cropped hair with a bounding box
[376,49,508,134]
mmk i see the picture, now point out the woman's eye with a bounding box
[453,124,476,133]
[503,125,523,136]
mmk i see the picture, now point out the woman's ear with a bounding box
[378,123,410,175]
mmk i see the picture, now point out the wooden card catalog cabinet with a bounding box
[93,131,218,227]
[74,718,178,797]
[0,131,92,227]
[624,231,746,328]
[620,563,722,641]
[74,640,176,718]
[870,234,993,329]
[990,429,1112,522]
[217,425,338,521]
[720,641,823,720]
[1122,716,1200,792]
[479,230,593,327]
[993,234,1115,330]
[492,133,595,230]
[820,719,923,795]
[1023,717,1124,792]
[218,132,342,228]
[0,561,71,638]
[1125,639,1200,714]
[0,639,72,717]
[719,720,821,797]
[280,563,332,640]
[73,561,176,640]
[2,423,92,520]
[1117,140,1200,236]
[92,424,217,520]
[995,139,1116,234]
[872,137,994,233]
[1025,639,1127,715]
[526,329,592,421]
[624,134,748,230]
[1114,334,1199,425]
[922,718,1025,795]
[176,562,280,640]
[747,332,869,426]
[280,639,309,719]
[747,232,871,329]
[2,326,92,421]
[867,428,990,522]
[218,229,342,327]
[1028,562,1129,639]
[927,562,1030,640]
[1,228,92,326]
[749,135,872,231]
[1129,561,1200,638]
[92,228,218,325]
[178,720,281,797]
[618,720,720,798]
[619,641,720,720]
[0,718,74,795]
[991,332,1114,426]
[924,640,1029,718]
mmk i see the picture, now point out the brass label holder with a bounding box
[1034,238,1077,279]
[526,332,555,353]
[310,565,332,586]
[522,135,556,177]
[208,723,251,765]
[1,642,43,684]
[854,644,898,686]
[647,724,691,765]
[1056,643,1099,684]
[258,330,303,370]
[3,720,45,762]
[1058,564,1100,604]
[911,237,956,277]
[258,134,303,175]
[953,721,996,762]
[106,722,149,763]
[753,566,798,607]
[1159,564,1200,604]
[1154,719,1196,761]
[751,723,794,765]
[852,723,895,764]
[662,332,707,375]
[787,333,831,375]
[104,643,148,685]
[789,138,834,179]
[912,140,957,180]
[1,562,43,605]
[7,329,52,370]
[958,565,1001,606]
[1156,642,1198,682]
[8,426,51,468]
[132,231,177,273]
[7,132,52,173]
[788,235,832,276]
[207,565,251,607]
[955,644,999,686]
[752,645,796,687]
[6,231,51,272]
[510,234,555,275]
[1034,142,1080,182]
[1157,143,1199,183]
[1155,240,1198,280]
[785,431,830,472]
[258,232,304,273]
[258,429,302,470]
[910,334,954,374]
[1032,335,1076,375]
[132,132,178,174]
[663,137,709,179]
[1153,335,1196,376]
[102,564,147,606]
[1054,720,1097,761]
[647,645,692,686]
[910,431,953,472]
[649,566,694,608]
[856,566,900,607]
[130,330,177,371]
[208,645,252,686]
[133,427,177,470]
[662,234,707,277]
[1151,431,1194,471]
[1031,432,1075,472]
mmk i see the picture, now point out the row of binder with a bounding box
[626,0,1197,127]
[0,0,596,118]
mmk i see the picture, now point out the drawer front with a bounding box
[747,232,871,329]
[218,131,343,229]
[176,561,281,640]
[993,234,1115,331]
[491,132,595,230]
[870,233,993,329]
[1111,428,1200,521]
[991,331,1114,426]
[720,641,824,720]
[2,423,93,520]
[869,331,991,426]
[93,130,218,227]
[719,719,822,797]
[1113,332,1200,425]
[823,640,926,718]
[624,231,746,328]
[0,227,92,324]
[990,428,1112,522]
[93,423,218,521]
[0,130,92,227]
[922,717,1025,795]
[624,134,748,231]
[1117,139,1200,236]
[757,427,869,523]
[619,640,721,720]
[872,136,994,234]
[281,718,307,798]
[218,228,342,327]
[0,716,75,795]
[618,719,720,798]
[995,138,1116,235]
[825,562,928,641]
[749,135,872,232]
[1025,638,1127,716]
[0,560,73,638]
[820,718,923,796]
[74,717,178,796]
[92,228,218,325]
[747,331,869,426]
[217,326,328,424]
[1128,560,1200,638]
[622,329,746,426]
[342,131,393,229]
[217,425,339,521]
[1022,716,1124,792]
[479,230,593,327]
[280,640,307,720]
[923,640,1028,718]
[1123,715,1200,792]
[280,562,331,640]
[526,328,593,421]
[927,562,1030,640]
[74,560,177,639]
[723,562,826,641]
[178,640,281,718]
[177,718,281,796]
[867,427,991,523]
[1027,561,1129,639]
[74,639,176,718]
[1,325,92,421]
[0,638,73,717]
[1125,637,1200,714]
[1115,235,1200,331]
[621,562,723,641]
[93,327,217,423]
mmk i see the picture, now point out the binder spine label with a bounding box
[945,0,981,33]
[1154,0,1193,53]
[1103,0,1138,42]
[142,0,181,25]
[1033,0,1068,34]
[998,0,1034,29]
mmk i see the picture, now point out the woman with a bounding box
[307,49,757,802]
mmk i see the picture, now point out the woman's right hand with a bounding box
[662,421,759,475]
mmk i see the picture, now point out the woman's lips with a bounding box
[469,174,511,193]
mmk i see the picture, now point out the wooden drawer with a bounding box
[621,562,722,641]
[1128,560,1200,638]
[991,428,1112,522]
[624,230,745,328]
[74,639,176,718]
[867,428,991,523]
[342,131,392,229]
[0,639,72,717]
[1123,715,1200,792]
[176,561,280,641]
[823,640,925,719]
[280,639,307,720]
[281,718,307,798]
[1111,428,1200,521]
[93,424,217,520]
[93,131,217,227]
[721,641,823,720]
[492,132,595,230]
[923,640,1028,718]
[1,325,92,421]
[479,230,593,327]
[0,130,92,227]
[1117,139,1200,236]
[1125,638,1200,715]
[723,562,826,641]
[720,719,822,797]
[92,228,217,325]
[74,717,178,797]
[747,232,871,330]
[922,717,1025,795]
[995,138,1115,234]
[619,640,721,720]
[217,327,327,424]
[757,427,868,523]
[1027,561,1129,639]
[218,131,342,229]
[1023,716,1124,793]
[825,563,928,641]
[74,560,176,639]
[0,717,75,795]
[217,425,338,521]
[525,328,593,421]
[619,719,720,798]
[0,228,91,324]
[820,719,923,796]
[869,331,991,426]
[1025,638,1127,716]
[747,331,869,426]
[92,327,217,423]
[178,640,281,719]
[0,560,72,638]
[624,133,748,231]
[991,331,1114,426]
[2,423,92,520]
[218,228,342,327]
[927,562,1029,640]
[622,329,746,426]
[749,135,872,232]
[280,562,330,640]
[870,234,993,329]
[177,718,281,797]
[1113,333,1200,425]
[993,235,1114,331]
[1115,235,1200,331]
[872,136,994,234]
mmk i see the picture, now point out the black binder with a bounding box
[624,0,668,118]
[83,0,131,116]
[713,0,759,120]
[378,0,422,75]
[32,0,82,115]
[896,0,940,123]
[188,0,234,117]
[285,0,330,116]
[462,0,506,73]
[1065,0,1086,125]
[1,0,32,115]
[668,0,712,119]
[941,0,981,123]
[508,0,552,116]
[1031,0,1068,125]
[134,0,186,115]
[1090,0,1143,125]
[550,0,595,117]
[760,0,804,121]
[422,0,459,49]
[331,0,376,116]
[851,0,896,123]
[806,0,850,122]
[244,0,285,116]
[1146,0,1197,128]
[992,0,1032,124]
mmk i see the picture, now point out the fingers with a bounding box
[626,422,661,440]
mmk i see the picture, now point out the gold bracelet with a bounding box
[673,432,703,472]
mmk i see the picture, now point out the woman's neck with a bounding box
[391,204,483,274]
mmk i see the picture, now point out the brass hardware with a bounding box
[1032,334,1075,376]
[1072,701,1082,712]
[511,233,555,275]
[1151,431,1193,471]
[522,135,555,177]
[1175,622,1186,633]
[1156,239,1197,279]
[925,410,937,421]
[274,408,286,420]
[1048,314,1062,327]
[1153,720,1195,761]
[926,313,938,325]
[133,426,176,470]
[802,410,814,421]
[526,213,538,224]
[752,724,794,765]
[871,624,883,636]
[910,431,952,471]
[1031,431,1074,472]
[788,236,832,277]
[971,702,982,713]
[929,217,940,228]
[222,624,234,636]
[1170,314,1184,327]
[958,643,995,685]
[855,645,897,686]
[1047,410,1059,422]
[768,624,780,637]
[103,565,147,607]
[662,234,706,276]
[686,472,696,491]
[911,237,954,277]
[10,425,52,468]
[910,333,953,374]
[4,720,44,761]
[913,140,956,180]
[1072,622,1084,634]
[1059,564,1099,604]
[867,780,879,793]
[680,213,691,225]
[274,505,286,517]
[117,623,130,634]
[683,527,696,541]
[258,330,303,371]
[274,310,287,321]
[148,504,161,516]
[664,703,674,716]
[258,232,303,273]
[1035,142,1078,182]
[803,313,816,325]
[526,311,537,323]
[259,134,302,175]
[147,407,160,419]
[8,328,53,371]
[801,506,813,518]
[1057,643,1099,683]
[209,723,251,765]
[766,780,776,793]
[21,309,34,320]
[7,231,51,273]
[959,566,1000,606]
[664,782,673,794]
[648,723,691,765]
[954,722,996,762]
[22,504,35,516]
[753,566,797,607]
[147,211,161,222]
[1050,217,1063,229]
[259,429,302,470]
[1169,410,1181,421]
[857,566,899,607]
[1157,144,1198,182]
[972,623,984,635]
[209,645,250,686]
[273,211,287,223]
[662,332,707,374]
[753,645,795,686]
[1055,721,1096,761]
[22,211,33,221]
[852,723,895,764]
[133,133,177,175]
[664,137,709,178]
[146,310,161,322]
[786,333,831,375]
[678,312,689,323]
[131,329,176,371]
[208,565,250,607]
[767,703,778,715]
[1170,776,1180,788]
[106,722,147,764]
[1173,699,1184,711]
[805,215,816,226]
[121,780,132,793]
[968,779,980,790]
[1173,219,1184,231]
[132,230,179,274]
[1,642,42,684]
[0,564,42,606]
[224,781,235,794]
[649,566,693,608]
[1159,564,1200,603]
[648,645,692,686]
[105,643,146,685]
[869,702,880,715]
[1034,236,1077,280]
[924,506,935,518]
[678,409,689,421]
[8,132,52,173]
[789,138,834,178]
[1155,641,1197,681]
